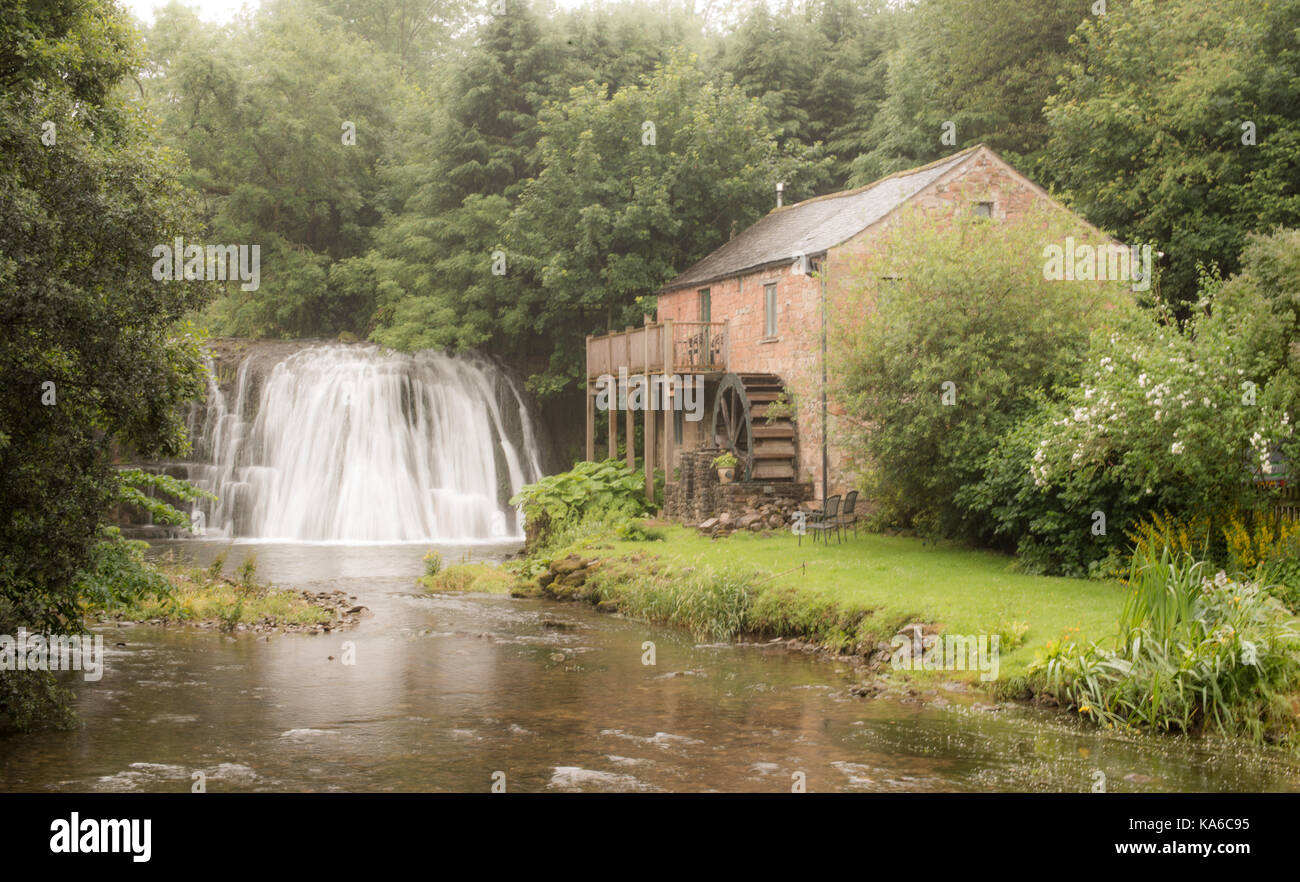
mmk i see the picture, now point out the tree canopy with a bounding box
[123,0,1300,397]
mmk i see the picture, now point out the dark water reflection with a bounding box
[2,541,1298,792]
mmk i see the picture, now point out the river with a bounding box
[2,541,1298,793]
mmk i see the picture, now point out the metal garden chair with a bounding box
[837,490,860,537]
[800,494,842,545]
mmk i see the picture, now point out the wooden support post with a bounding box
[644,323,654,500]
[625,328,636,470]
[643,388,655,500]
[607,335,617,461]
[585,390,595,464]
[625,386,635,470]
[585,335,595,462]
[662,320,674,484]
[608,390,617,462]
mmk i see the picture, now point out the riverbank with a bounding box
[435,522,1127,693]
[85,558,368,634]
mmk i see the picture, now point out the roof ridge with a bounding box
[771,144,983,213]
[657,145,990,293]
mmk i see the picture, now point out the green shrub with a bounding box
[206,551,228,580]
[74,527,174,612]
[832,206,1128,543]
[968,233,1300,577]
[235,556,260,594]
[510,459,660,551]
[218,598,245,632]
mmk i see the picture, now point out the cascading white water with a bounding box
[184,344,543,542]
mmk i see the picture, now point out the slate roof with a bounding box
[662,147,980,291]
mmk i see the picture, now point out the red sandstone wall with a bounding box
[657,148,1077,498]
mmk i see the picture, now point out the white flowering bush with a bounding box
[1036,312,1291,506]
[966,238,1300,576]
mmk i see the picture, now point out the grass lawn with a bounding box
[587,525,1127,678]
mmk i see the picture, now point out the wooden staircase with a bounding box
[737,373,797,481]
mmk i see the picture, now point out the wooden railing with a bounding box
[586,320,727,379]
[671,321,728,373]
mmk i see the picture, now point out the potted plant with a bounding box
[711,452,738,484]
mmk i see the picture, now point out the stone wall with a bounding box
[664,449,814,534]
[657,146,1083,500]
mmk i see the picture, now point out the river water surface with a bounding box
[2,541,1298,793]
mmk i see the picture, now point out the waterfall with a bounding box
[182,344,543,542]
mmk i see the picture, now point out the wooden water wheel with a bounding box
[710,373,797,482]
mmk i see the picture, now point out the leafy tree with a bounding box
[316,0,472,78]
[504,54,829,397]
[720,0,894,187]
[144,0,410,337]
[1045,0,1300,309]
[356,1,567,354]
[0,0,209,724]
[561,0,709,97]
[362,3,735,393]
[848,0,1091,186]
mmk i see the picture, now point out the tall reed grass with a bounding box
[1033,543,1300,744]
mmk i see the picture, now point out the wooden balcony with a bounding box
[586,320,728,379]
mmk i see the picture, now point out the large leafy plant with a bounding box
[509,459,659,550]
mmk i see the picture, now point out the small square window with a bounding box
[973,201,994,218]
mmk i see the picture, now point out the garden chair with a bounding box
[800,494,841,545]
[837,490,860,537]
